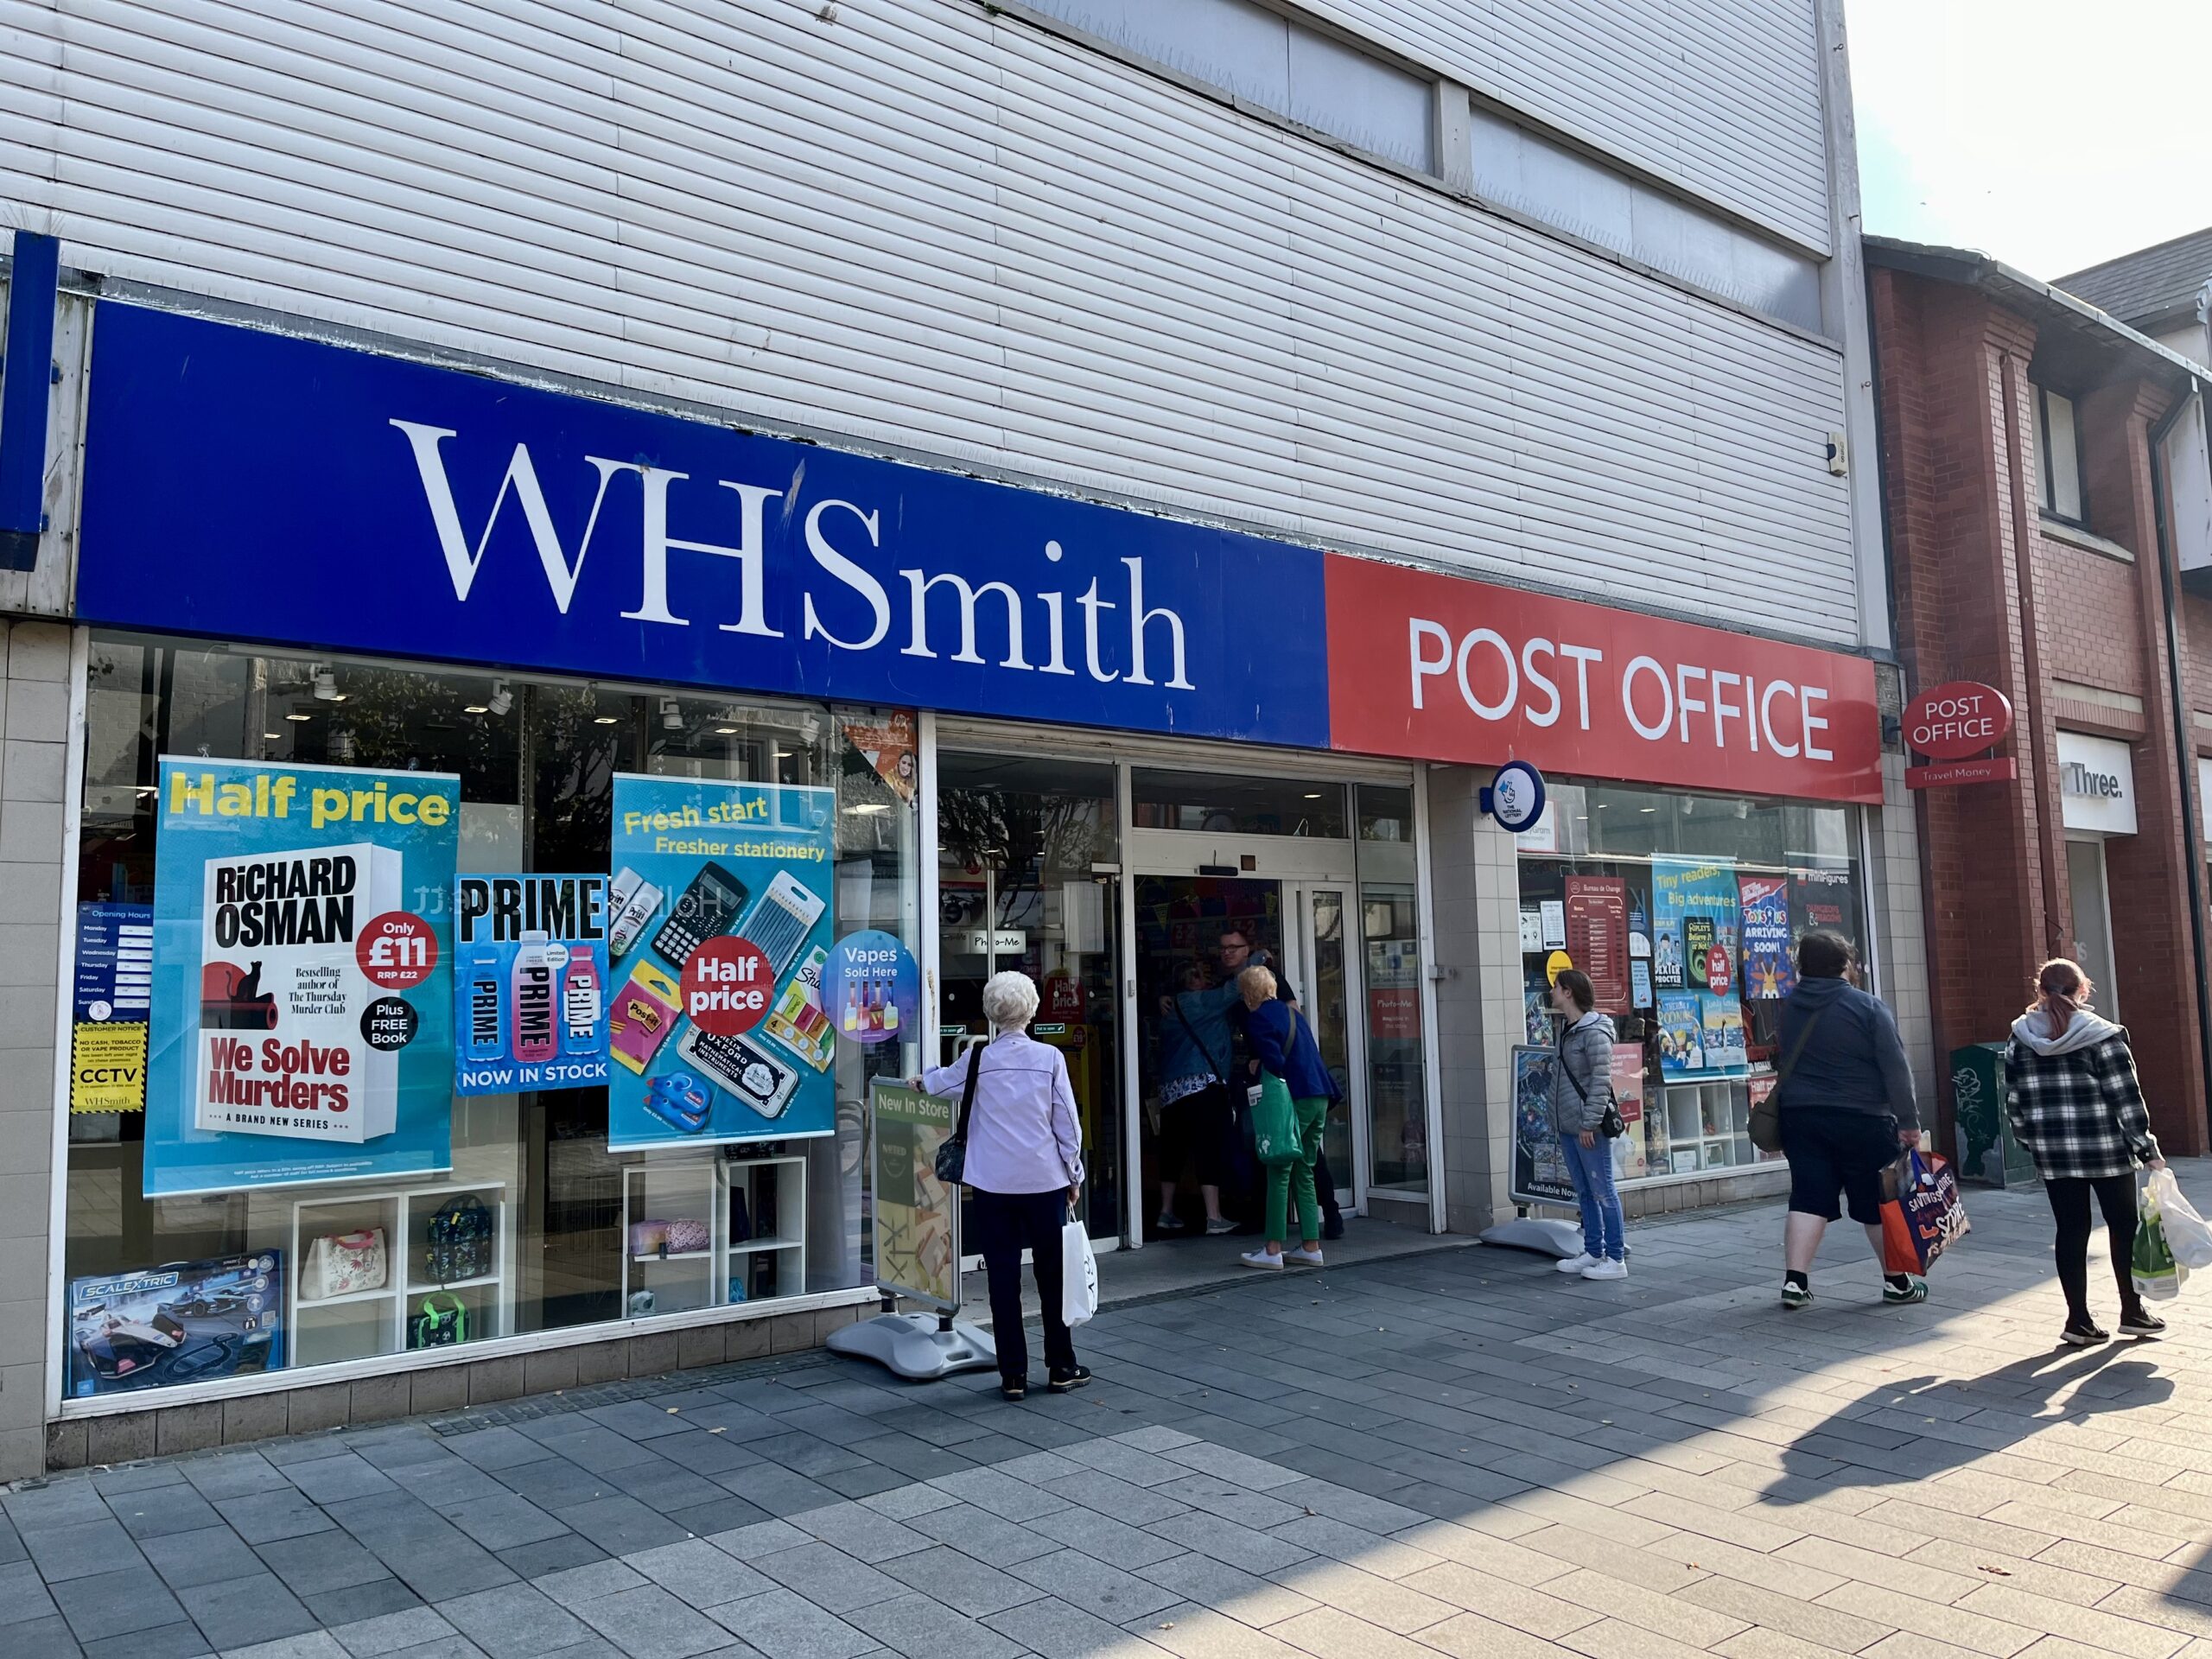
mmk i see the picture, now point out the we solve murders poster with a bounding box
[144,759,459,1196]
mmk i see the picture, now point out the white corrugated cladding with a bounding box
[0,0,1856,640]
[1310,0,1833,256]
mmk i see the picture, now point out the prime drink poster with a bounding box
[145,759,459,1196]
[453,874,610,1096]
[607,775,838,1149]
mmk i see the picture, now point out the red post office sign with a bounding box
[1904,681,2012,760]
[1324,556,1883,804]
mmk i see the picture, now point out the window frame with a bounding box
[2037,385,2088,528]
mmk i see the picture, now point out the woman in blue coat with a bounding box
[1236,963,1340,1269]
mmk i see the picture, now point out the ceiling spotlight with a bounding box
[487,679,513,717]
[660,698,683,732]
[844,802,890,815]
[593,715,620,726]
[714,726,738,735]
[263,732,281,741]
[285,711,314,722]
[311,665,339,701]
[462,704,490,715]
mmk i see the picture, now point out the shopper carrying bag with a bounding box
[2006,957,2168,1346]
[1236,963,1338,1271]
[916,970,1091,1400]
[1547,969,1627,1281]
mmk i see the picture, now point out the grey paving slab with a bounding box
[51,1564,190,1641]
[705,1588,877,1659]
[877,1545,1046,1619]
[435,1583,594,1659]
[627,1539,777,1610]
[841,1592,1026,1659]
[177,1572,321,1651]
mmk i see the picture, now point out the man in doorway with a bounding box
[1220,926,1345,1240]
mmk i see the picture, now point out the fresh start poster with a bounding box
[453,875,609,1096]
[1652,856,1745,1077]
[146,760,458,1197]
[607,775,838,1148]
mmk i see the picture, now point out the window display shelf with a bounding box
[618,1154,809,1314]
[288,1181,509,1369]
[728,1236,804,1255]
[633,1251,713,1263]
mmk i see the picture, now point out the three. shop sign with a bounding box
[1904,680,2018,790]
[77,303,1883,803]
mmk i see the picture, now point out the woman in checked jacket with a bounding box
[2006,958,2167,1347]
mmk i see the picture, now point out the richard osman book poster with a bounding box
[144,759,459,1196]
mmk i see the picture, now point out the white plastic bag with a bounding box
[1061,1219,1098,1328]
[2150,1168,2212,1270]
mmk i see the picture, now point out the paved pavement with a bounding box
[17,1164,2212,1659]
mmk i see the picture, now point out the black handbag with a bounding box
[932,1044,985,1185]
[1562,1060,1625,1139]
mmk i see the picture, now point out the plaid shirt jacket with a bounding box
[2004,1030,2161,1182]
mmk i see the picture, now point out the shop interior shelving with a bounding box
[289,1179,509,1367]
[620,1154,808,1316]
[1661,1079,1756,1173]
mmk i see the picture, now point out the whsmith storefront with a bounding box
[18,299,1889,1459]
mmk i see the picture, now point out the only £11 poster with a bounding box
[146,759,458,1197]
[607,775,837,1149]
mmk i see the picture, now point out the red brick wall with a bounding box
[1873,268,2209,1155]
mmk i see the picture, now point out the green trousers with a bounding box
[1265,1096,1331,1245]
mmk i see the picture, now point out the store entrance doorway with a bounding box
[1132,875,1356,1238]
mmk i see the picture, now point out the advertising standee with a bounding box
[145,759,458,1197]
[607,775,838,1150]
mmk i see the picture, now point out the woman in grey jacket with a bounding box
[1549,969,1625,1280]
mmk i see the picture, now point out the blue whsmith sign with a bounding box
[77,305,1330,749]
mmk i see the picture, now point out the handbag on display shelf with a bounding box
[664,1217,712,1255]
[302,1230,387,1300]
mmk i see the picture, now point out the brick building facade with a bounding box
[1869,239,2212,1156]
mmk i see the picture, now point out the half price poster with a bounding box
[145,759,457,1196]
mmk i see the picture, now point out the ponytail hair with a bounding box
[2031,958,2091,1039]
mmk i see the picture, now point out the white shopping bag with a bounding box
[2150,1168,2212,1270]
[1061,1218,1098,1327]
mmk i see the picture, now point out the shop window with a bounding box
[65,634,917,1401]
[1356,785,1427,1196]
[2037,385,2087,525]
[1131,768,1347,836]
[1515,779,1864,1196]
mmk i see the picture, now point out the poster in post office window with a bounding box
[607,775,839,1149]
[145,758,459,1197]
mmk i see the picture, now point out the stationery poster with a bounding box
[1652,857,1746,1077]
[453,875,609,1095]
[607,774,837,1149]
[146,759,457,1197]
[73,902,152,1114]
[1565,876,1630,1014]
[1738,876,1795,1001]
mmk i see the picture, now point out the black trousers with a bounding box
[971,1187,1077,1383]
[2045,1174,2140,1324]
[1159,1083,1236,1190]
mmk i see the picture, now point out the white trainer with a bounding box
[1555,1253,1597,1274]
[1580,1258,1629,1281]
[1285,1247,1325,1268]
[1239,1249,1285,1271]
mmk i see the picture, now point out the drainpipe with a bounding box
[2147,385,2212,1135]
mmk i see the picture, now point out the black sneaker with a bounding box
[2062,1320,2110,1348]
[1000,1378,1028,1401]
[1046,1364,1092,1394]
[2120,1308,2168,1338]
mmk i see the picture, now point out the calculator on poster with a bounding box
[652,862,748,968]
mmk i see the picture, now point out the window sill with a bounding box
[2040,515,2136,563]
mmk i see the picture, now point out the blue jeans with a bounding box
[1560,1132,1625,1262]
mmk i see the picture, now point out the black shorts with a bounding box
[1780,1108,1901,1224]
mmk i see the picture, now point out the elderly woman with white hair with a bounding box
[918,969,1089,1401]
